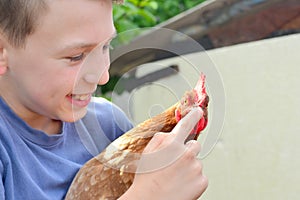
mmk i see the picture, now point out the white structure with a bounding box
[112,33,300,199]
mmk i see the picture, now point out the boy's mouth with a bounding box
[66,93,93,107]
[69,94,91,101]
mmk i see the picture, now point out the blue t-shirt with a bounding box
[0,97,132,200]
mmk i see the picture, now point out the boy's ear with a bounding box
[0,35,8,75]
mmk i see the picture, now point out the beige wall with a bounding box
[113,33,300,199]
[198,34,300,200]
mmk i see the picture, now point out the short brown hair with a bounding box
[0,0,123,48]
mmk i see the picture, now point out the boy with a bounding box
[0,0,208,199]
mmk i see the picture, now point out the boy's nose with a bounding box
[80,46,110,84]
[73,43,112,96]
[83,66,110,85]
[83,73,99,84]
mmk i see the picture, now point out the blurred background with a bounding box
[101,0,300,199]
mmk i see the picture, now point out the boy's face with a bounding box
[0,0,115,129]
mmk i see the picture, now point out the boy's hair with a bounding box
[0,0,123,48]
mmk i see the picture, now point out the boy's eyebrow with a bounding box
[59,31,117,52]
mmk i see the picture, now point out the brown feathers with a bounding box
[65,104,179,200]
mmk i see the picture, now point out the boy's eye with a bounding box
[68,53,85,62]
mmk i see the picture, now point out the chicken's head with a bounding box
[175,73,209,140]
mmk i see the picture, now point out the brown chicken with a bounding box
[65,73,209,200]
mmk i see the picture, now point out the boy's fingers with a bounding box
[137,108,203,173]
[172,107,203,143]
[185,140,201,156]
[143,132,169,153]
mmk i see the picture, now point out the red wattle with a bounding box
[196,117,207,133]
[175,109,181,122]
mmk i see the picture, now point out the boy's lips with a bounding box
[66,93,93,107]
[70,94,91,101]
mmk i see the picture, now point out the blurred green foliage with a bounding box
[112,0,207,45]
[99,0,207,98]
[113,0,207,31]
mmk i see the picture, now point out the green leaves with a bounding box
[112,0,207,47]
[113,0,207,33]
[100,0,207,98]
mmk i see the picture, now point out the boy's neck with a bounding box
[25,116,63,135]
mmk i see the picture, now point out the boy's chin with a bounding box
[62,109,88,123]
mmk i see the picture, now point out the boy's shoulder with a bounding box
[75,97,133,156]
[87,97,131,126]
[86,97,128,123]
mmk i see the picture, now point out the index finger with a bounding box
[172,107,203,143]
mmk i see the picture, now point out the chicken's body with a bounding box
[65,74,209,200]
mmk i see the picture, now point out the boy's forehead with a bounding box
[31,0,115,51]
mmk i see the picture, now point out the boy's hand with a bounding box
[122,108,208,200]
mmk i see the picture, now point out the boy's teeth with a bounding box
[72,94,90,100]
